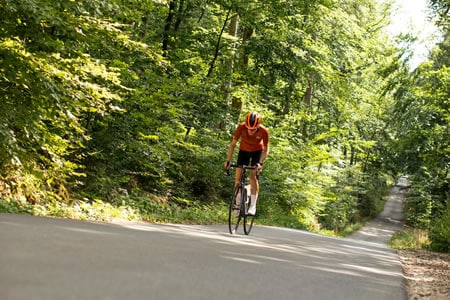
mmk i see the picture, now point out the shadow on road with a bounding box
[0,178,412,300]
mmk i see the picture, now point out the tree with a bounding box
[0,0,423,235]
[386,0,449,250]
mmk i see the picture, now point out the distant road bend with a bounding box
[348,176,407,244]
[1,180,408,300]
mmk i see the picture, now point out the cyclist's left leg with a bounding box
[248,169,258,215]
[248,151,262,215]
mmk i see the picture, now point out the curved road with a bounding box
[1,181,408,300]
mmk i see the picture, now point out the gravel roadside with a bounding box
[399,250,450,300]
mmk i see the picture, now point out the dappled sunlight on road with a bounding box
[61,226,118,236]
[1,213,407,300]
[223,256,263,265]
[115,221,404,286]
[341,264,403,277]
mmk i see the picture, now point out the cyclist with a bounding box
[224,111,270,215]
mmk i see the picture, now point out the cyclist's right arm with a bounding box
[224,137,238,169]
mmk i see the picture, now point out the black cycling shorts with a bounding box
[237,149,262,167]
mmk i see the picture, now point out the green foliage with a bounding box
[0,0,447,244]
[403,183,434,228]
[384,16,449,252]
[389,228,430,250]
[319,169,390,232]
[428,205,450,253]
[0,0,131,203]
[389,34,449,246]
[0,198,34,215]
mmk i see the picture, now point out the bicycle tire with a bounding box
[243,190,255,235]
[228,185,243,234]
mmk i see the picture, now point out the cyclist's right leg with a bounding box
[234,167,243,187]
[247,151,261,215]
[247,169,259,215]
[249,168,259,195]
[235,149,249,206]
[234,149,252,209]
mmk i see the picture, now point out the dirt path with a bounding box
[347,177,450,300]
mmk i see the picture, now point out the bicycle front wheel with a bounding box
[228,185,243,234]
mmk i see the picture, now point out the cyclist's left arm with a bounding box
[259,131,269,165]
[259,144,269,165]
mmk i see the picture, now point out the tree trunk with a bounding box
[227,15,241,121]
[240,27,254,67]
[207,9,231,77]
[162,0,177,56]
[174,0,185,31]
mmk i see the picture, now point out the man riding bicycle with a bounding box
[224,111,270,215]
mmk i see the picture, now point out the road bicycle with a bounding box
[226,164,256,235]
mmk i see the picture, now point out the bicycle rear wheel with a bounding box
[228,185,243,234]
[243,191,255,235]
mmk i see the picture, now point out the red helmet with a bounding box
[244,111,261,129]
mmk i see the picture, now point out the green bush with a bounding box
[403,189,433,228]
[0,198,33,214]
[428,205,450,253]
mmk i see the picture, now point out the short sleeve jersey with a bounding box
[233,123,269,152]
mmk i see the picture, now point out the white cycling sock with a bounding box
[248,194,258,214]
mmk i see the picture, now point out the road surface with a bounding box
[1,209,406,300]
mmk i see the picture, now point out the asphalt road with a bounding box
[1,210,406,300]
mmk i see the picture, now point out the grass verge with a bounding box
[389,228,430,250]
